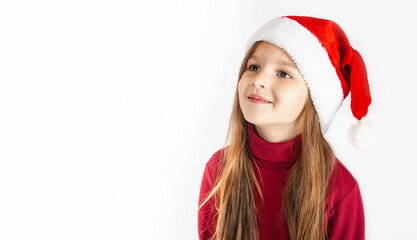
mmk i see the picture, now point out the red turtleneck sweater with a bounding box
[198,122,365,239]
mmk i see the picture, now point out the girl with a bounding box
[198,15,373,240]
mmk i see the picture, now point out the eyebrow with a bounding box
[248,55,297,69]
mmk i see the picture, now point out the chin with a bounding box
[244,117,264,126]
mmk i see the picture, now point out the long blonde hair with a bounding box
[198,40,336,240]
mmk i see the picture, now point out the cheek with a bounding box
[292,89,307,105]
[276,85,307,108]
[292,87,308,110]
[237,79,248,97]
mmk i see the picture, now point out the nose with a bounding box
[251,70,270,89]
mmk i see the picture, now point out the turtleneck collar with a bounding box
[247,122,302,168]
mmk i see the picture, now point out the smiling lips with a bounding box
[248,94,272,104]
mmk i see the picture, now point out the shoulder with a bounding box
[203,147,227,184]
[325,157,365,237]
[206,147,225,168]
[330,157,358,190]
[327,157,360,211]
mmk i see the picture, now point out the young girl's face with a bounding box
[238,41,308,132]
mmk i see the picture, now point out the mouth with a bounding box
[248,94,272,103]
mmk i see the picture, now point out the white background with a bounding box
[1,0,416,239]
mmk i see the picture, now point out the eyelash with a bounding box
[247,64,291,78]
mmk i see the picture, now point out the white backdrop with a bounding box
[1,0,416,239]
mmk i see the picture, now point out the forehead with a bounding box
[249,42,297,68]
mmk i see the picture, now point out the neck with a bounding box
[253,123,302,143]
[247,121,302,164]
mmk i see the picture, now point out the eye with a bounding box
[278,71,291,79]
[247,64,259,72]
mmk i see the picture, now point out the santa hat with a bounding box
[244,15,380,151]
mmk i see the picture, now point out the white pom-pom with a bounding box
[347,117,380,151]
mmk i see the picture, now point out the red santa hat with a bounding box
[245,15,380,151]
